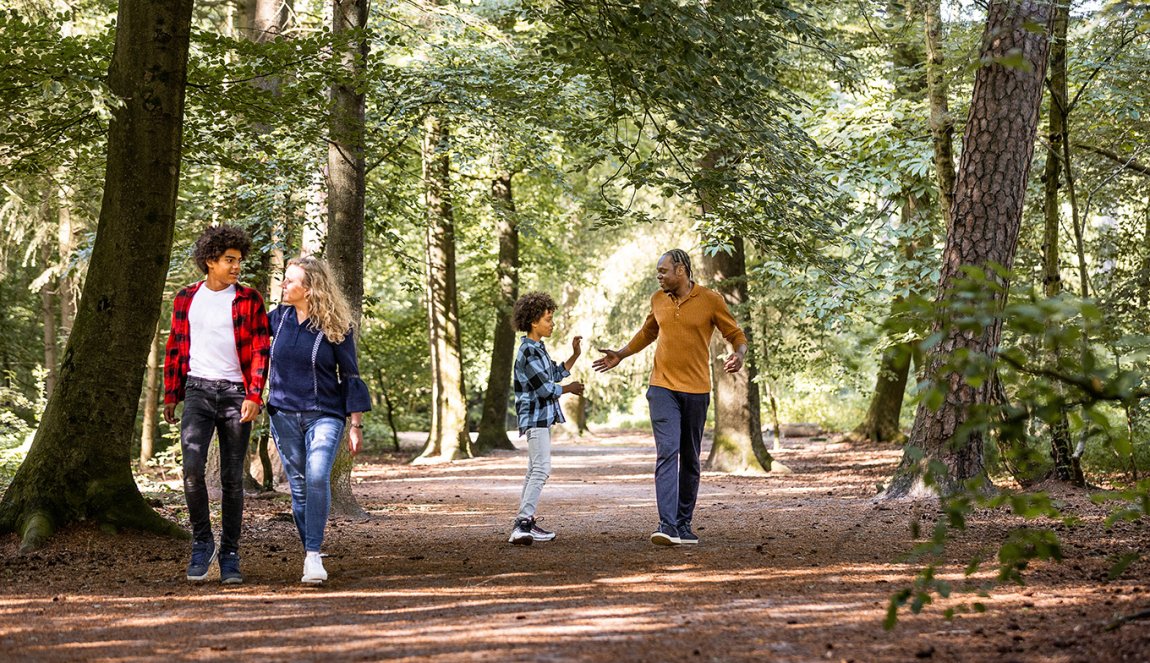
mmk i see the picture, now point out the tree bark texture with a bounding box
[324,0,369,515]
[416,115,471,463]
[1040,3,1085,486]
[474,170,519,454]
[885,0,1056,499]
[0,0,194,549]
[702,238,772,474]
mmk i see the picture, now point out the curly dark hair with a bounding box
[193,225,252,273]
[512,291,556,332]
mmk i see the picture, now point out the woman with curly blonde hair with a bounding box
[267,256,371,584]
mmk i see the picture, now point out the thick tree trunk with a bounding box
[324,0,369,516]
[0,0,194,550]
[474,170,519,454]
[702,238,773,474]
[1040,3,1085,487]
[416,115,471,463]
[139,322,162,467]
[885,0,1055,500]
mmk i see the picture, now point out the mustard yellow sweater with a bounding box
[623,284,748,394]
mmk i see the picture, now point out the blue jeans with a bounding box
[270,410,345,552]
[647,385,710,530]
[181,378,251,554]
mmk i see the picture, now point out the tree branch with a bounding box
[1072,142,1150,177]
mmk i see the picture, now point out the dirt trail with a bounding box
[1,430,1147,662]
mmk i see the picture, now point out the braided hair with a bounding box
[662,248,693,281]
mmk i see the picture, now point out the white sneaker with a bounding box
[301,552,327,584]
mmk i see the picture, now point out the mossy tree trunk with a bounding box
[1040,2,1085,487]
[473,169,519,454]
[702,238,773,474]
[416,114,471,463]
[0,0,194,550]
[854,0,928,445]
[885,0,1055,499]
[325,0,369,516]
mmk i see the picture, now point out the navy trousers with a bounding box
[647,385,710,529]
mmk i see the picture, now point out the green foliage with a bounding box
[0,10,113,178]
[883,269,1150,628]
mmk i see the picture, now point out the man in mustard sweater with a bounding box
[593,249,748,546]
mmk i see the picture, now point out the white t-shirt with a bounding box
[188,283,244,382]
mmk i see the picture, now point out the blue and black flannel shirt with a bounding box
[513,336,570,435]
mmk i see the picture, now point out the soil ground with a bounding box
[1,430,1148,662]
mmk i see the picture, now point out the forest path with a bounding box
[1,430,1147,662]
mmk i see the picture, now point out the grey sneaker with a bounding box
[508,517,534,546]
[219,551,243,584]
[529,518,556,542]
[650,523,682,546]
[186,540,217,581]
[678,523,699,545]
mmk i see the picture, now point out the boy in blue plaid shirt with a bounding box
[508,292,584,545]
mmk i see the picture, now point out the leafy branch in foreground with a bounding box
[883,274,1150,628]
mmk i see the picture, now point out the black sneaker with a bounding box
[508,518,533,546]
[678,523,699,545]
[529,518,556,542]
[186,540,217,581]
[650,523,682,546]
[219,551,243,584]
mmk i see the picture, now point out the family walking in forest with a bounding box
[162,225,747,582]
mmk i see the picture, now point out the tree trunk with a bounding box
[416,114,471,463]
[1040,3,1085,487]
[474,170,519,454]
[139,322,163,467]
[853,0,926,444]
[0,0,194,550]
[921,0,956,228]
[854,339,911,444]
[702,238,773,474]
[57,179,76,346]
[324,0,369,516]
[560,395,589,436]
[885,0,1055,500]
[39,240,59,399]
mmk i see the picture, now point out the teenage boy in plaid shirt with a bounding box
[508,292,584,545]
[163,225,270,583]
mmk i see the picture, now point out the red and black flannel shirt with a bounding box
[163,281,271,406]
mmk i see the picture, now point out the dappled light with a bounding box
[2,431,1147,661]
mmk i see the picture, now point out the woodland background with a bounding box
[0,0,1147,632]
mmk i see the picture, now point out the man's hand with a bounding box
[348,425,363,456]
[723,352,745,374]
[163,403,179,425]
[562,381,585,396]
[240,399,260,423]
[592,349,622,372]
